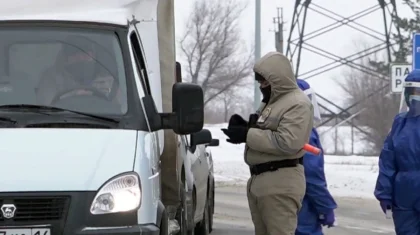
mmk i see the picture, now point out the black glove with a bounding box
[248,114,258,128]
[228,114,247,127]
[221,126,248,144]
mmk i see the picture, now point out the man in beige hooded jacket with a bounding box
[222,51,313,235]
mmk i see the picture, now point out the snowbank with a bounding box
[205,124,379,199]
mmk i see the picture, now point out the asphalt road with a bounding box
[212,185,395,235]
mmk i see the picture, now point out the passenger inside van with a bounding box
[0,30,128,115]
[36,36,121,109]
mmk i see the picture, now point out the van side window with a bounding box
[129,32,151,95]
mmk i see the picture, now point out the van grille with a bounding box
[0,196,70,222]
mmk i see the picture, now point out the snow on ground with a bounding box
[206,124,379,199]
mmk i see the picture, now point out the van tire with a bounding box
[209,183,214,233]
[194,200,210,235]
[177,181,194,235]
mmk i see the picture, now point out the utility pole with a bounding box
[254,0,261,111]
[274,7,284,53]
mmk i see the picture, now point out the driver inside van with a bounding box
[36,35,121,109]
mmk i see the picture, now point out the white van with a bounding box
[0,1,203,235]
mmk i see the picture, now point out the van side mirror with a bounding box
[170,83,204,134]
[206,139,219,147]
[190,129,212,146]
[175,62,182,83]
[142,83,204,135]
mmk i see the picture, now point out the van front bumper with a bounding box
[0,191,160,235]
[78,224,159,235]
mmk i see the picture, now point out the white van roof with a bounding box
[0,0,158,26]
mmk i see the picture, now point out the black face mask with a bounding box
[260,85,271,103]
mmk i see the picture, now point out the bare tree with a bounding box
[221,86,254,122]
[338,40,400,153]
[204,85,254,123]
[221,93,233,122]
[179,0,253,107]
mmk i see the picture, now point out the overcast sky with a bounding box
[174,0,414,108]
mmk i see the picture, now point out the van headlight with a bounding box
[90,172,141,215]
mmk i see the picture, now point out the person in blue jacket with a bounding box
[295,79,338,235]
[374,69,420,234]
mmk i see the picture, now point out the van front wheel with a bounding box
[209,183,214,233]
[177,181,194,235]
[194,201,210,235]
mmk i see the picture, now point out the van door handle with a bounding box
[151,160,161,174]
[149,172,159,180]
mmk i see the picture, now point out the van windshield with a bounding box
[0,27,128,115]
